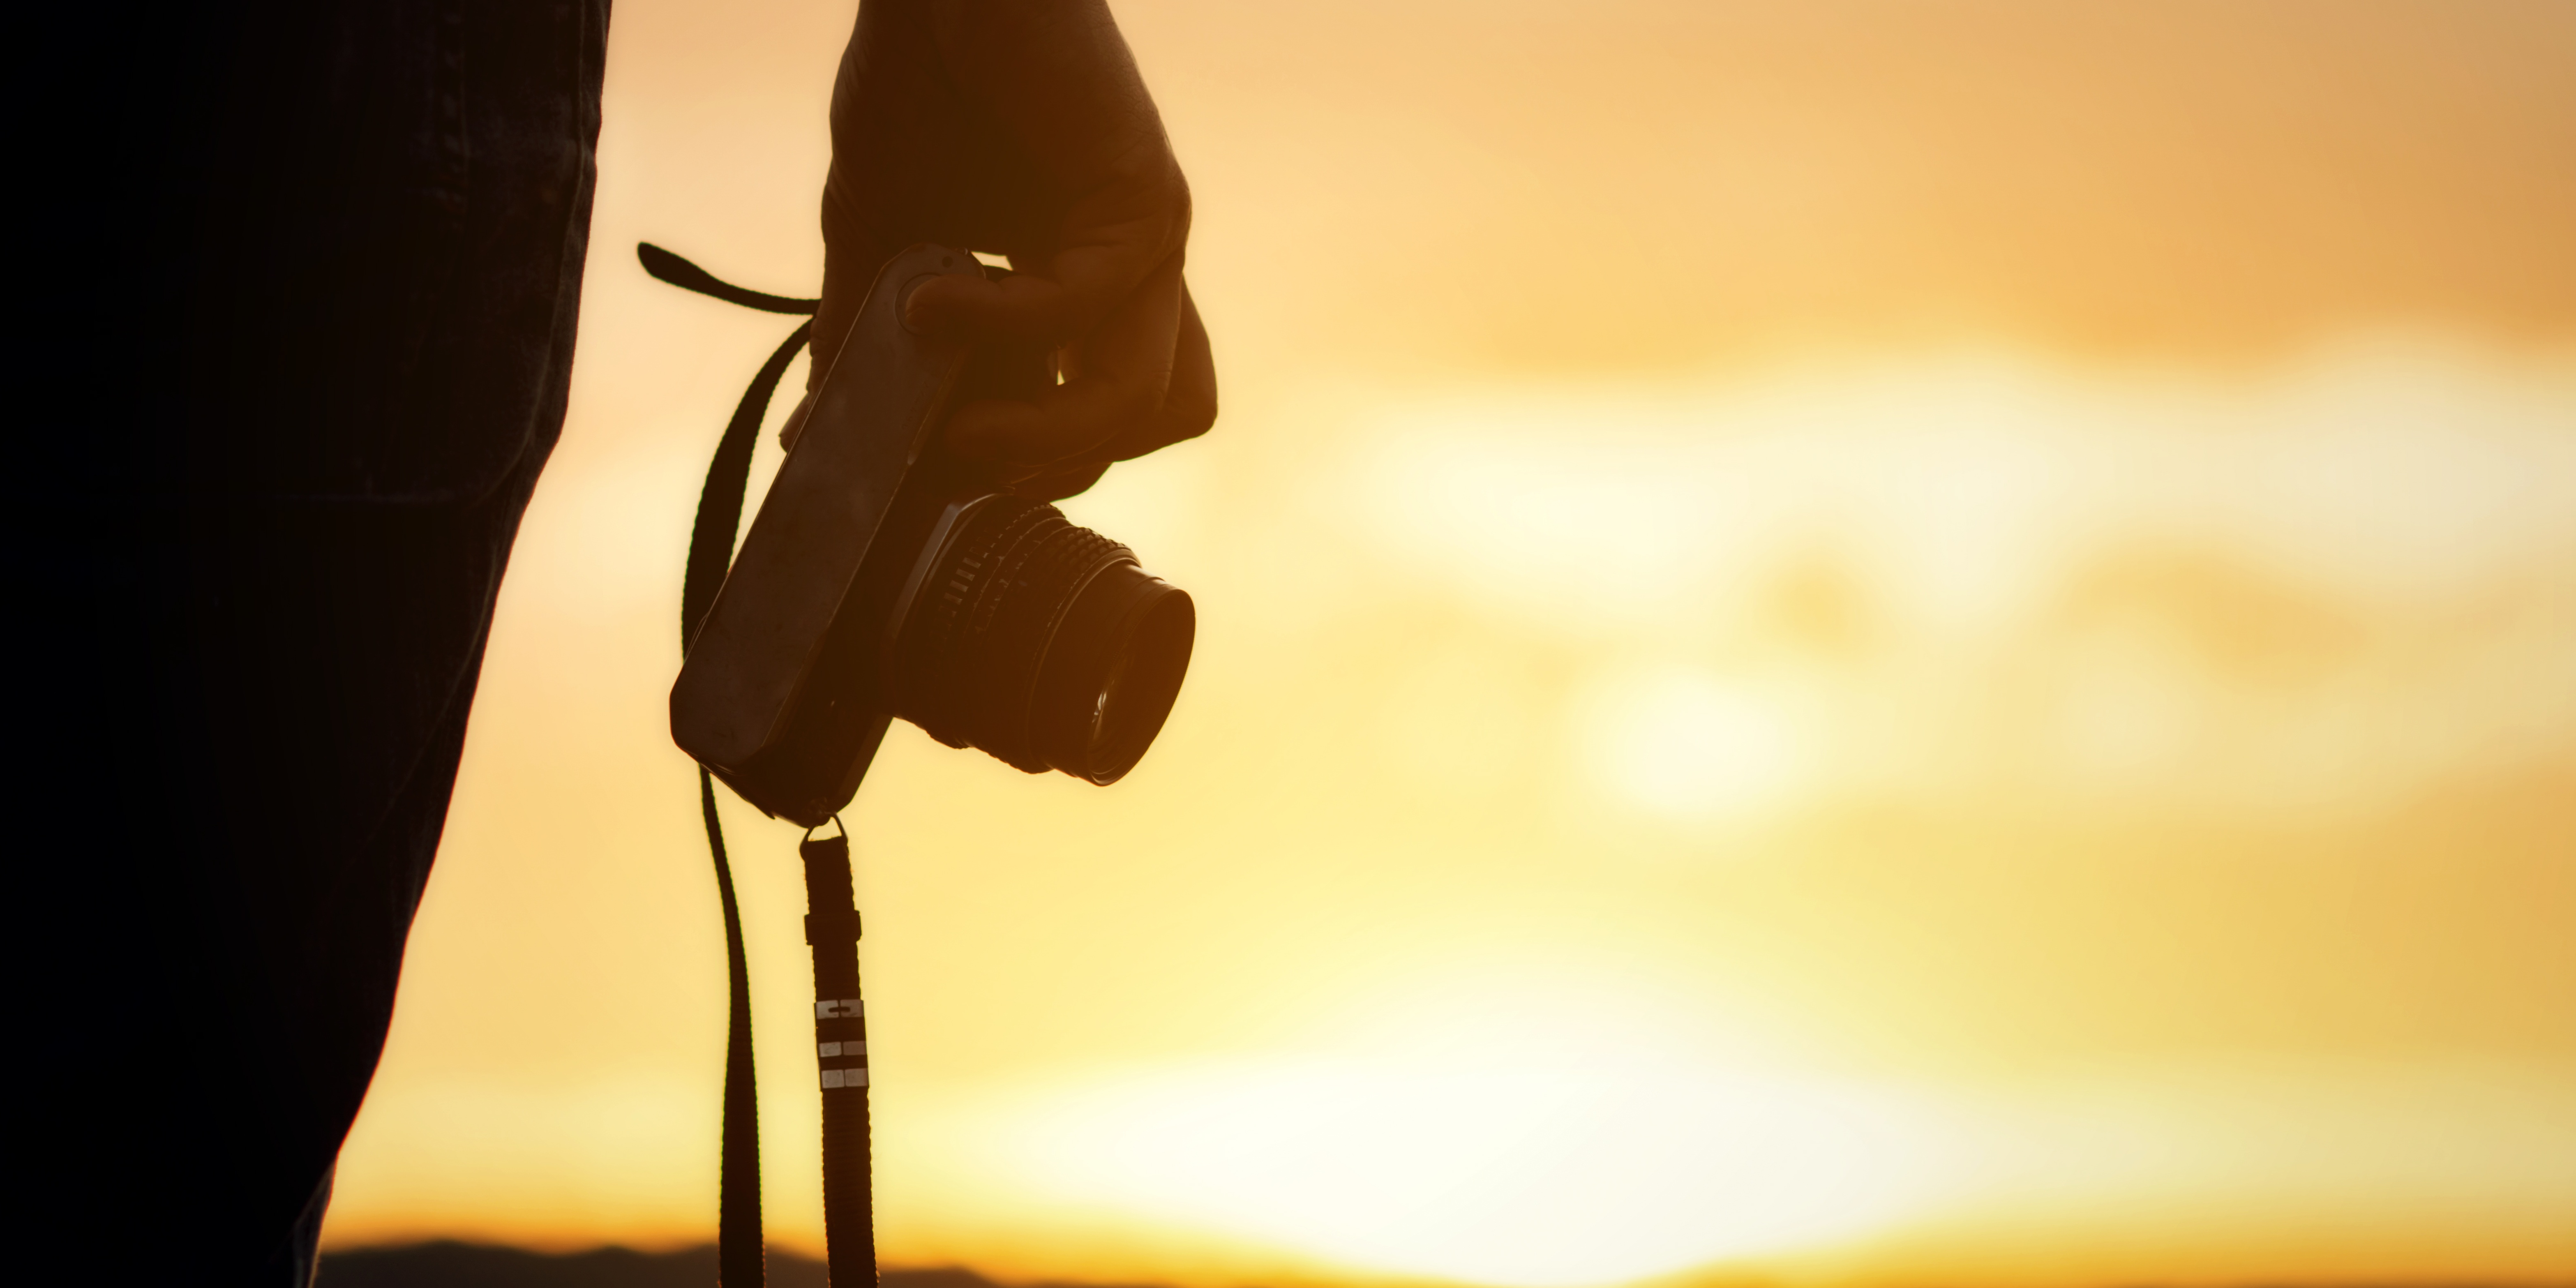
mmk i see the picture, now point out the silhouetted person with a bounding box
[21,2,1211,1283]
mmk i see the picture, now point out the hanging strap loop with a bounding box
[649,241,821,1288]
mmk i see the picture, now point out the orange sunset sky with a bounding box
[321,3,2576,1285]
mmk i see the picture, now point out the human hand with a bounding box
[792,0,1214,501]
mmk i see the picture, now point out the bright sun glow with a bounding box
[986,984,1943,1288]
[332,343,2576,1279]
[1578,667,1814,821]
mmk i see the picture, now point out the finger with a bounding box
[1005,460,1113,503]
[953,281,1214,503]
[904,171,1188,347]
[1018,278,1214,469]
[778,388,819,451]
[942,252,1184,467]
[1087,279,1216,463]
[904,0,1187,347]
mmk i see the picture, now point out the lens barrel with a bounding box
[891,496,1194,784]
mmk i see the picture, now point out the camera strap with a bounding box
[800,821,875,1286]
[642,243,839,1288]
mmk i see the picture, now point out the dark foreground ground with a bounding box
[316,1244,1028,1288]
[317,1246,2560,1288]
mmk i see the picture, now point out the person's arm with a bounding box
[793,0,1216,501]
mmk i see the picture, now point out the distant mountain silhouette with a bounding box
[316,1242,1031,1288]
[316,1246,2543,1288]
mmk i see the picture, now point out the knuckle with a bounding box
[1117,385,1170,433]
[1168,388,1217,441]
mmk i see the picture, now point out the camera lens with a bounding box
[892,496,1194,784]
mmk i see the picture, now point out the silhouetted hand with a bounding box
[791,0,1215,502]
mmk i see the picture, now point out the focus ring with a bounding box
[891,496,1133,773]
[900,497,1046,749]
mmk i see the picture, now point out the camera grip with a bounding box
[672,243,984,778]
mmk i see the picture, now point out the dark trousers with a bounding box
[20,2,608,1281]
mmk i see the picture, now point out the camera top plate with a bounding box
[670,244,983,781]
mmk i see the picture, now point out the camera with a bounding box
[671,243,1196,826]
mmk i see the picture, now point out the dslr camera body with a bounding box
[671,244,1195,826]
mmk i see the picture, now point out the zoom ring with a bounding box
[894,496,1133,773]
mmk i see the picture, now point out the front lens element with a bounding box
[1029,559,1194,783]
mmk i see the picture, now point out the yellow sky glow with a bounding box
[322,3,2576,1284]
